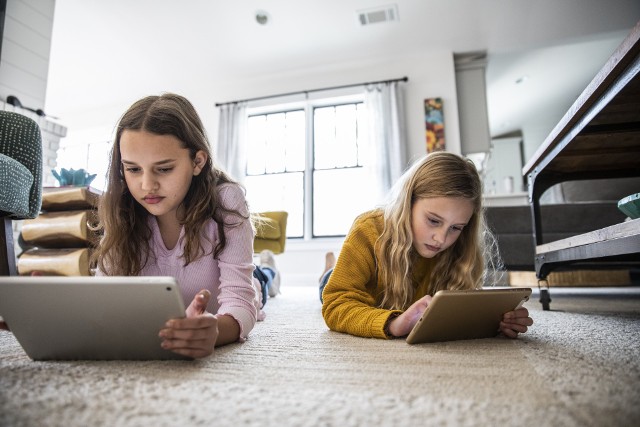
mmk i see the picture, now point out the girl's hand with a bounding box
[387,294,433,337]
[500,307,533,338]
[159,290,218,359]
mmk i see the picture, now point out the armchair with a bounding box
[253,211,288,255]
[0,111,43,275]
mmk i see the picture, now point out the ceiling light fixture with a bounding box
[515,75,529,85]
[255,10,270,25]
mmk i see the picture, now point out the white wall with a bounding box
[0,0,66,265]
[0,0,55,111]
[484,137,524,195]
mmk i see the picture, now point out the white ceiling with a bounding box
[45,0,640,138]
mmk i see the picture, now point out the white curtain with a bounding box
[216,102,248,183]
[364,81,407,203]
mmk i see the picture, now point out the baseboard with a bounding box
[508,270,633,287]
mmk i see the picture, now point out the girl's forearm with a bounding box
[215,314,241,346]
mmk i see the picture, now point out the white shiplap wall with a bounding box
[1,0,64,266]
[0,0,55,112]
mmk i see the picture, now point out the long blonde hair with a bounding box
[377,151,498,310]
[93,93,247,276]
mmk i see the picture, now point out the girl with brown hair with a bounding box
[94,93,267,358]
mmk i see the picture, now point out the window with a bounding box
[245,109,306,237]
[244,96,376,239]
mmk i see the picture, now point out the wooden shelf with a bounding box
[536,219,640,254]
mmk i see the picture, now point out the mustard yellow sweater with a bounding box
[321,209,436,339]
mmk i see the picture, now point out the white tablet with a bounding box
[0,276,190,360]
[405,287,532,344]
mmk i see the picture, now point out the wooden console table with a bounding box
[523,21,640,309]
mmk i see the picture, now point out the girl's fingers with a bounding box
[510,323,528,333]
[504,307,530,320]
[161,337,209,350]
[501,327,518,338]
[159,313,218,358]
[160,316,217,339]
[185,290,212,317]
[161,339,214,358]
[500,321,529,335]
[500,307,533,338]
[503,309,533,327]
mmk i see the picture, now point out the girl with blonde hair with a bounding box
[321,151,533,339]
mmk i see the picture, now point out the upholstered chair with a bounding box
[0,111,43,275]
[253,211,288,254]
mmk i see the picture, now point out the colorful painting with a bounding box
[424,98,445,152]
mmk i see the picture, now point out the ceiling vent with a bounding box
[357,4,399,26]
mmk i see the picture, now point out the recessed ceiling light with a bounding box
[255,10,270,25]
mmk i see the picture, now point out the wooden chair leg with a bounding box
[1,218,17,276]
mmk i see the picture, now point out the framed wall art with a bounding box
[424,97,445,152]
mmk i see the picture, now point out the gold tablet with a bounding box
[406,287,532,344]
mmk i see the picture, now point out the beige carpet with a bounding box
[1,285,639,427]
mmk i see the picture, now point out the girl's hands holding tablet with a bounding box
[387,294,433,337]
[499,307,533,338]
[159,290,219,359]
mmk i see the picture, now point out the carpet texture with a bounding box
[1,286,639,427]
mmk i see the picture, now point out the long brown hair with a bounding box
[93,93,247,275]
[377,151,499,310]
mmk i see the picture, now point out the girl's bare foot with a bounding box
[319,252,336,283]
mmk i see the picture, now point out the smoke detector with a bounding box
[255,10,270,25]
[357,4,399,26]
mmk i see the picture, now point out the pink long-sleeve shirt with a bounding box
[98,183,258,340]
